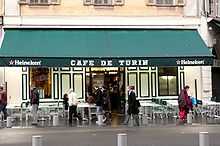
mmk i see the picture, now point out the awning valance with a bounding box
[0,29,213,67]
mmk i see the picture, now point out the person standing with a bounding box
[178,85,192,123]
[63,93,69,111]
[0,85,7,120]
[68,89,78,124]
[102,87,111,124]
[95,87,104,114]
[63,93,69,119]
[123,86,139,126]
[30,87,40,125]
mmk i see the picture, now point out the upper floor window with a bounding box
[147,0,184,6]
[84,0,124,6]
[19,0,61,5]
[94,0,113,5]
[30,0,49,5]
[156,0,173,5]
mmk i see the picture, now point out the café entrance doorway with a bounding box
[85,67,126,114]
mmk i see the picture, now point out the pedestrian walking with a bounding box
[0,85,7,120]
[30,86,40,125]
[123,86,139,126]
[68,88,78,124]
[178,85,192,124]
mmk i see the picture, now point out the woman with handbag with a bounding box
[178,85,192,124]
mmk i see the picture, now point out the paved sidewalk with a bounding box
[1,124,220,146]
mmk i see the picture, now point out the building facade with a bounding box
[206,0,220,101]
[0,0,213,108]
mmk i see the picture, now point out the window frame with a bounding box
[84,0,124,6]
[29,68,52,99]
[19,0,61,5]
[158,67,178,96]
[29,0,50,5]
[147,0,184,6]
[139,72,150,97]
[94,0,113,6]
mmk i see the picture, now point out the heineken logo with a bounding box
[176,59,205,65]
[9,60,42,66]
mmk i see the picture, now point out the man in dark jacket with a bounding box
[95,87,104,114]
[0,85,7,120]
[30,87,40,125]
[123,86,139,126]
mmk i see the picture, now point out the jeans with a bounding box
[0,104,7,120]
[96,106,103,114]
[32,104,38,124]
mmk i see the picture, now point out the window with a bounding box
[147,0,184,6]
[19,0,60,5]
[30,0,49,4]
[30,68,52,99]
[140,73,150,97]
[84,0,124,6]
[158,67,178,96]
[128,72,138,96]
[94,0,112,5]
[156,0,174,5]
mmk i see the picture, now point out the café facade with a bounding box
[0,28,213,110]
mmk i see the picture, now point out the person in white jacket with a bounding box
[67,88,78,124]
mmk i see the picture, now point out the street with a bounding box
[0,124,220,146]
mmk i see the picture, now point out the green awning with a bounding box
[0,29,213,67]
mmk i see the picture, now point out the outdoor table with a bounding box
[77,103,97,120]
[165,100,178,106]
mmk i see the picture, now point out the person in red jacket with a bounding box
[178,85,192,123]
[0,85,7,120]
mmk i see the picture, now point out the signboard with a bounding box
[0,56,213,67]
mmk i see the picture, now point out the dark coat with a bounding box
[30,88,40,105]
[95,88,103,106]
[127,91,139,115]
[63,96,69,110]
[0,90,7,105]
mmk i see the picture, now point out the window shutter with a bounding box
[104,0,113,5]
[40,0,49,4]
[176,0,184,5]
[50,0,61,4]
[114,0,124,5]
[29,0,38,4]
[19,0,29,4]
[147,0,155,5]
[84,0,93,5]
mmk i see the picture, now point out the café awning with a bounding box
[0,29,213,67]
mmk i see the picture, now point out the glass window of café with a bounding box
[30,68,52,99]
[158,67,178,96]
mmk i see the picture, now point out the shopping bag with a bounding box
[190,97,197,105]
